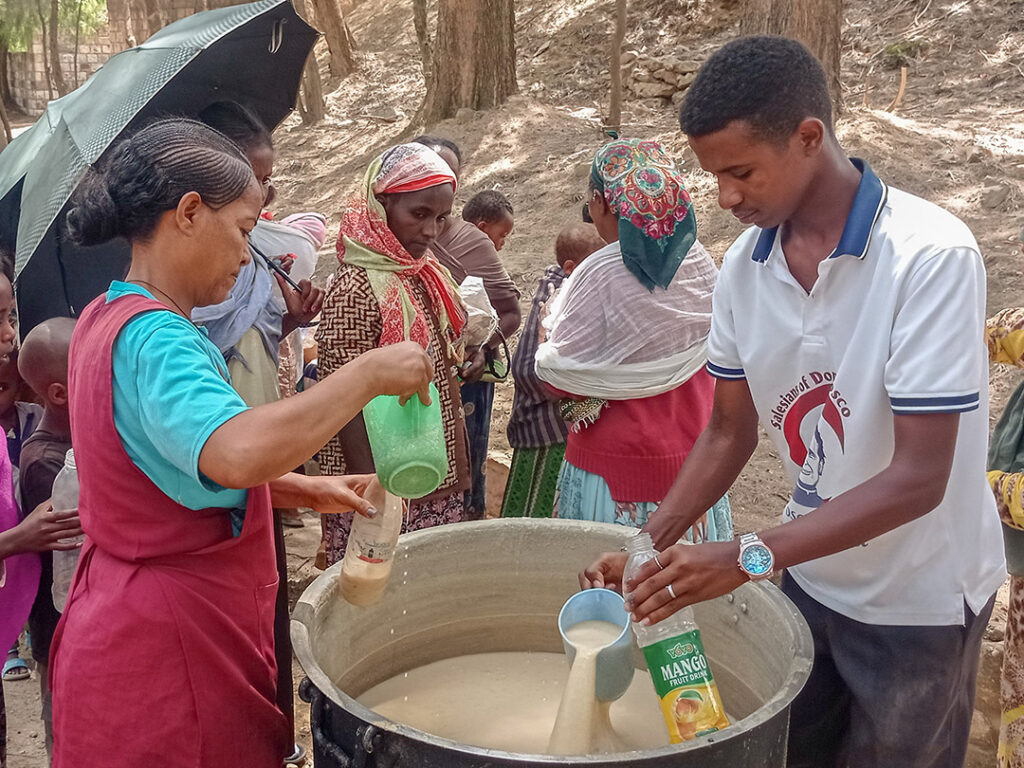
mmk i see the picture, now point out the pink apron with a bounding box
[50,294,288,767]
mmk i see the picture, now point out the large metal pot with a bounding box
[292,519,813,767]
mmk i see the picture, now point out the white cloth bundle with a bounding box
[459,276,499,348]
[534,239,716,400]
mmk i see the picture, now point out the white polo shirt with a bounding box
[707,159,1005,626]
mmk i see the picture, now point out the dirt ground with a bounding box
[3,0,1023,764]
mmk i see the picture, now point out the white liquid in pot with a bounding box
[357,648,671,755]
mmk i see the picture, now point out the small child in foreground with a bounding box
[501,222,604,519]
[17,317,77,762]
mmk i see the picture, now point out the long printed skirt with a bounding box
[554,460,733,543]
[500,443,566,519]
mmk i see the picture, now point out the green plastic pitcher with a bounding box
[362,382,447,498]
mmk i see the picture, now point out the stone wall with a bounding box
[7,0,199,117]
[8,28,116,115]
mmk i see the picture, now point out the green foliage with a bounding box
[59,0,108,37]
[882,38,929,69]
[0,0,108,52]
[0,0,39,51]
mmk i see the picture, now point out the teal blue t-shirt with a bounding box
[108,282,249,514]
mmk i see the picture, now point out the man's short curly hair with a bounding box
[680,35,833,143]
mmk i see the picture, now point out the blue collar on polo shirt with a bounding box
[750,158,888,264]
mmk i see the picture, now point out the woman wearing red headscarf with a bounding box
[316,144,469,563]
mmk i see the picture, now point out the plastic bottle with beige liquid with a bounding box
[339,481,404,607]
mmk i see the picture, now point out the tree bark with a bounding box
[0,96,12,148]
[48,0,67,95]
[104,0,134,49]
[743,0,843,113]
[607,0,626,135]
[35,2,55,100]
[0,41,11,106]
[420,0,517,124]
[308,0,356,78]
[412,0,431,89]
[297,50,325,124]
[73,0,84,87]
[292,0,325,123]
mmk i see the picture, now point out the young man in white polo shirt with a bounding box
[580,36,1005,767]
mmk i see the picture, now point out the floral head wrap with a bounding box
[590,138,696,291]
[337,144,465,353]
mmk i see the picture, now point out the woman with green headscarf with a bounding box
[535,138,731,541]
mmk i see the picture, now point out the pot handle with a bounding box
[301,677,394,768]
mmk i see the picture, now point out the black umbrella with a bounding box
[1,0,317,334]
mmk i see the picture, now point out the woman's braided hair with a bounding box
[66,118,255,246]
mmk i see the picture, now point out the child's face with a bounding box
[0,360,20,417]
[0,275,17,361]
[688,119,819,230]
[478,213,514,252]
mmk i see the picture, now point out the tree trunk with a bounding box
[420,0,517,124]
[0,96,12,148]
[308,0,356,78]
[297,50,325,124]
[48,0,68,95]
[412,0,431,89]
[73,0,84,88]
[35,3,55,100]
[607,0,626,135]
[0,41,11,106]
[292,0,325,123]
[105,0,134,49]
[743,0,843,113]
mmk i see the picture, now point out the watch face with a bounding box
[741,544,773,576]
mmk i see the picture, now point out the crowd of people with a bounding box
[0,31,1019,768]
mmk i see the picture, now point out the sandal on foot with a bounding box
[2,657,30,681]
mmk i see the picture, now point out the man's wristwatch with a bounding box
[737,533,775,581]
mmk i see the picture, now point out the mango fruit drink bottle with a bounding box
[623,533,730,743]
[50,449,81,613]
[340,478,404,607]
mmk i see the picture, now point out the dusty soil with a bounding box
[3,0,1023,765]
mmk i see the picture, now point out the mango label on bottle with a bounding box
[641,630,730,743]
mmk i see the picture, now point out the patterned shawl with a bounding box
[337,144,466,352]
[591,138,697,291]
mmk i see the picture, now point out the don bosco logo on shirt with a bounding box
[768,370,851,519]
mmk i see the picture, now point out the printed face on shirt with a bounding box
[477,212,514,252]
[194,178,264,307]
[379,184,455,258]
[687,119,819,230]
[0,275,16,360]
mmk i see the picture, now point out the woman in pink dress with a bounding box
[49,119,433,767]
